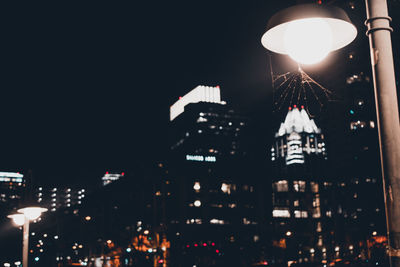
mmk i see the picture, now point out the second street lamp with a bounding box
[8,207,47,267]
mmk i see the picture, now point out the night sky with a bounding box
[0,1,399,185]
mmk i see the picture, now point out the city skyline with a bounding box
[1,1,400,266]
[1,1,399,184]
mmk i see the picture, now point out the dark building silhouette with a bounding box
[165,85,266,267]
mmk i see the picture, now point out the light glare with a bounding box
[8,214,25,226]
[284,18,333,65]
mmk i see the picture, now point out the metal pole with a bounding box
[23,219,29,267]
[365,0,400,266]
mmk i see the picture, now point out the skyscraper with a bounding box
[270,106,334,265]
[0,171,25,212]
[166,85,264,266]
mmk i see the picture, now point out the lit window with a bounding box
[294,210,308,218]
[326,211,332,217]
[293,181,306,192]
[272,208,291,218]
[350,121,366,130]
[294,200,299,207]
[194,200,201,207]
[273,180,289,192]
[317,221,322,232]
[186,219,202,224]
[193,182,201,192]
[221,183,235,194]
[370,121,375,128]
[312,207,321,218]
[210,219,226,225]
[311,182,319,193]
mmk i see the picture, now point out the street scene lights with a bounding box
[8,207,47,267]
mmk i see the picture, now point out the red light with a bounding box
[301,105,304,109]
[121,172,125,176]
[293,104,297,108]
[194,244,198,247]
[158,259,164,263]
[263,261,268,265]
[186,245,190,248]
[211,242,215,246]
[179,96,182,99]
[203,243,207,247]
[318,0,322,4]
[289,107,292,110]
[216,249,220,253]
[216,85,220,88]
[106,171,109,174]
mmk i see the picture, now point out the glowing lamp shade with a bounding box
[261,4,357,65]
[18,207,47,221]
[7,214,26,226]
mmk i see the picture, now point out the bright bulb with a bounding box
[8,214,25,226]
[284,18,333,65]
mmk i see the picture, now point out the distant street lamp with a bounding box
[8,207,47,267]
[261,1,400,265]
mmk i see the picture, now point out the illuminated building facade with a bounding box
[165,85,264,266]
[35,187,86,212]
[270,106,334,265]
[102,172,125,186]
[0,172,25,212]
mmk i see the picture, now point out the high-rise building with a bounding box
[34,186,86,212]
[332,72,387,263]
[165,85,265,266]
[0,171,25,212]
[270,106,334,265]
[102,172,125,186]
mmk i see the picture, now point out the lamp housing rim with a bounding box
[261,4,357,55]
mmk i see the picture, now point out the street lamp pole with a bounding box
[22,219,30,267]
[365,0,400,266]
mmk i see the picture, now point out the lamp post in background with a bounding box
[8,207,47,267]
[261,1,400,266]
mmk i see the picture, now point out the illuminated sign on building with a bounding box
[0,172,24,183]
[186,155,216,162]
[170,85,226,121]
[102,172,125,186]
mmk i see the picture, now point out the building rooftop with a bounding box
[276,106,321,137]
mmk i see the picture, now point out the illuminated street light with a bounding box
[7,206,47,267]
[7,214,25,226]
[262,1,400,265]
[261,4,357,65]
[17,207,47,221]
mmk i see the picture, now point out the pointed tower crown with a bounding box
[276,106,321,137]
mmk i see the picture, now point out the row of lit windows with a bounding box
[272,208,324,219]
[350,120,375,130]
[185,218,257,225]
[273,180,319,193]
[193,182,254,194]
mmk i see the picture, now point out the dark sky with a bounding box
[0,1,399,185]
